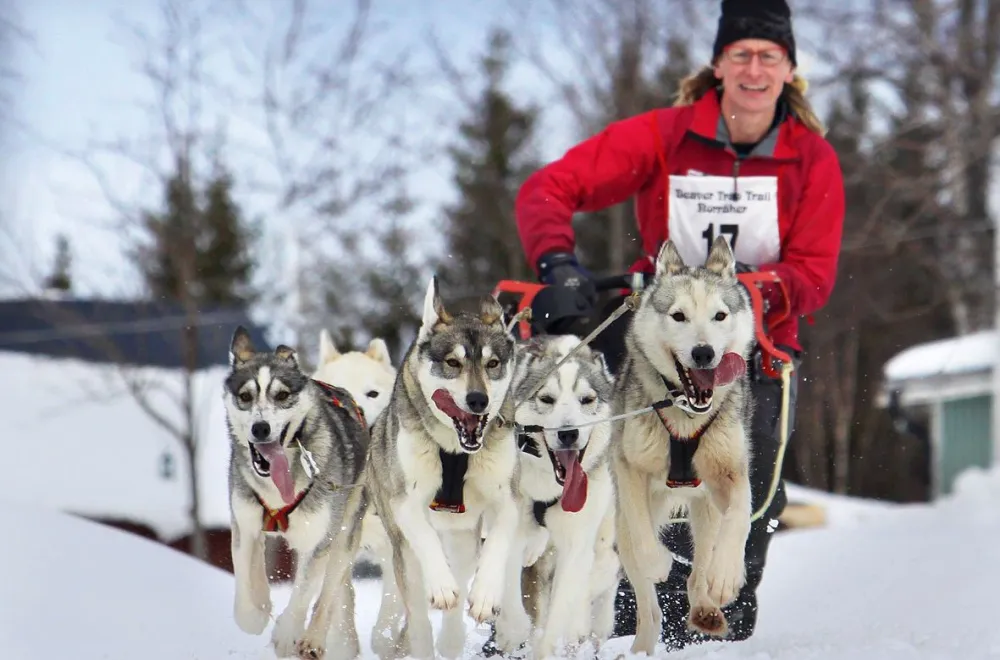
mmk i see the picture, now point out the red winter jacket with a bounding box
[515,89,845,352]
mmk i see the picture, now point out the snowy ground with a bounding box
[4,467,1000,659]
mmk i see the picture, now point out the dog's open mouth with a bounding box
[547,445,588,513]
[431,389,489,452]
[248,439,296,505]
[672,352,747,414]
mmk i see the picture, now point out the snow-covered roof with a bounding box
[883,330,996,383]
[2,351,233,540]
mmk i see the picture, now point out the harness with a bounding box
[252,378,367,532]
[430,449,470,514]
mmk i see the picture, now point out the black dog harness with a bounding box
[657,376,720,488]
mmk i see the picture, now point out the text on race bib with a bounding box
[667,174,782,268]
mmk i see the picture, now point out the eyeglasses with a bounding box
[723,47,788,67]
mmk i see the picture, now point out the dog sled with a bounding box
[491,270,795,528]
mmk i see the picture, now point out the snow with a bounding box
[883,329,995,383]
[0,351,234,540]
[5,466,1000,659]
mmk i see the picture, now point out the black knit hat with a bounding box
[712,0,797,66]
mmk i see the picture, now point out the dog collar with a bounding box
[254,484,313,532]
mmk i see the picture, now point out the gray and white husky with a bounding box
[610,237,756,656]
[224,326,369,660]
[364,276,522,660]
[494,334,621,659]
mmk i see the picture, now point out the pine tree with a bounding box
[133,154,257,308]
[44,233,72,293]
[436,27,540,295]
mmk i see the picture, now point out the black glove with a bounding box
[537,251,597,307]
[735,261,754,274]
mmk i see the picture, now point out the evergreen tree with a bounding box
[44,233,72,292]
[436,27,540,295]
[133,154,257,308]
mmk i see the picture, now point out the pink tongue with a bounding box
[555,451,588,513]
[254,441,296,505]
[690,352,747,390]
[714,352,747,386]
[431,389,479,432]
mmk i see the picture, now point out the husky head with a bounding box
[513,334,614,512]
[312,329,395,426]
[631,236,754,413]
[224,326,312,505]
[414,275,516,453]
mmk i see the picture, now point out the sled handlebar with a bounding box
[493,270,793,380]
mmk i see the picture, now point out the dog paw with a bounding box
[234,594,271,635]
[522,526,550,567]
[467,573,503,624]
[436,614,466,659]
[427,578,461,611]
[688,604,728,637]
[706,551,745,607]
[271,610,307,658]
[495,607,532,653]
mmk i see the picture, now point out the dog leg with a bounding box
[299,488,368,660]
[271,545,332,658]
[704,460,752,610]
[393,493,460,611]
[468,491,519,624]
[494,519,533,654]
[396,545,436,660]
[437,530,478,659]
[685,494,728,637]
[615,505,662,656]
[231,512,271,635]
[370,551,403,659]
[611,449,671,584]
[534,540,595,659]
[589,505,621,649]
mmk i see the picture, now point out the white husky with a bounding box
[611,237,756,655]
[311,329,402,658]
[494,334,621,658]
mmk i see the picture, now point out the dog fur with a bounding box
[225,327,369,660]
[364,276,522,660]
[609,237,756,655]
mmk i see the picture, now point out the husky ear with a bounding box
[274,344,298,366]
[419,275,451,339]
[705,235,736,278]
[479,293,504,327]
[230,326,256,365]
[591,348,613,381]
[366,338,393,367]
[318,329,340,364]
[654,240,686,277]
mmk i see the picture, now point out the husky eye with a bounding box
[486,358,500,369]
[239,391,253,404]
[714,311,728,322]
[670,312,686,322]
[365,390,379,398]
[445,358,462,369]
[580,395,596,405]
[538,394,556,405]
[274,391,290,402]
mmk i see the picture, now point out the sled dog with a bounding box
[494,334,621,658]
[610,236,756,655]
[311,329,402,657]
[225,326,369,660]
[364,276,521,660]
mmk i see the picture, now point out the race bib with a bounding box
[667,174,781,268]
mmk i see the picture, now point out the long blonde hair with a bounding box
[674,65,825,136]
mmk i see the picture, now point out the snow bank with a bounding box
[0,351,234,540]
[883,330,995,383]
